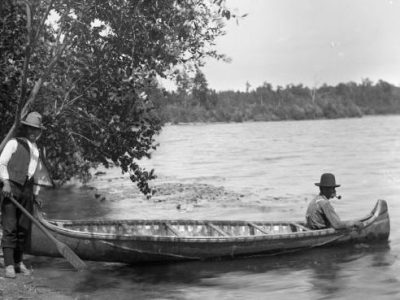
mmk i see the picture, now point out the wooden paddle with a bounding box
[9,196,87,271]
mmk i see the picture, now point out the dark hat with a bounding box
[315,173,340,187]
[21,112,45,129]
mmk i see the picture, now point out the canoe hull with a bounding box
[26,199,390,264]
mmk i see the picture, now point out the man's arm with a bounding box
[0,139,18,181]
[0,139,18,197]
[319,200,347,229]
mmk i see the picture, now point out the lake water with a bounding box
[36,115,400,299]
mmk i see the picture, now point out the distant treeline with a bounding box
[150,71,400,124]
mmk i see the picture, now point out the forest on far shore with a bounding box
[150,69,400,124]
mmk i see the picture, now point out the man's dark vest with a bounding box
[7,138,31,186]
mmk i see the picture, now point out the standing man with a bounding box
[306,173,362,230]
[0,112,45,278]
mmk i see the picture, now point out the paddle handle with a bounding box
[7,195,87,270]
[9,196,59,245]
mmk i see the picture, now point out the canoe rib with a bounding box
[164,222,181,236]
[207,222,230,236]
[248,222,269,234]
[27,199,390,264]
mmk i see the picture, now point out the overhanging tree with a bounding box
[0,0,235,195]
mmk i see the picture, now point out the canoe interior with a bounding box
[26,200,388,264]
[47,219,310,237]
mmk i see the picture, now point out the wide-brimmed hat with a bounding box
[21,112,45,129]
[315,173,340,187]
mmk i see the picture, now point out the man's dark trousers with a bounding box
[1,180,34,266]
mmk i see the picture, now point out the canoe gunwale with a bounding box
[34,199,389,243]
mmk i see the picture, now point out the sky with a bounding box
[201,0,400,91]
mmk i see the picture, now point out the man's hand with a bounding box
[1,180,12,198]
[33,196,42,208]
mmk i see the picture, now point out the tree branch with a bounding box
[66,79,98,106]
[1,0,63,152]
[21,41,68,117]
[69,131,100,147]
[16,0,32,123]
[33,0,55,42]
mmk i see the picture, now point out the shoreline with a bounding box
[0,254,73,300]
[0,181,256,299]
[162,113,400,127]
[1,180,308,299]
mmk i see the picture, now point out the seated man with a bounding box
[306,173,362,230]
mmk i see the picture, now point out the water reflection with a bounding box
[31,242,393,299]
[41,184,110,219]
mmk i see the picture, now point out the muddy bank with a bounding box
[41,172,310,221]
[0,255,73,300]
[80,175,309,221]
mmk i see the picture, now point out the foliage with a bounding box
[0,0,234,196]
[155,74,400,124]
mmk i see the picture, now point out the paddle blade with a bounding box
[56,241,87,270]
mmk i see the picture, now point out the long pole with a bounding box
[9,196,87,270]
